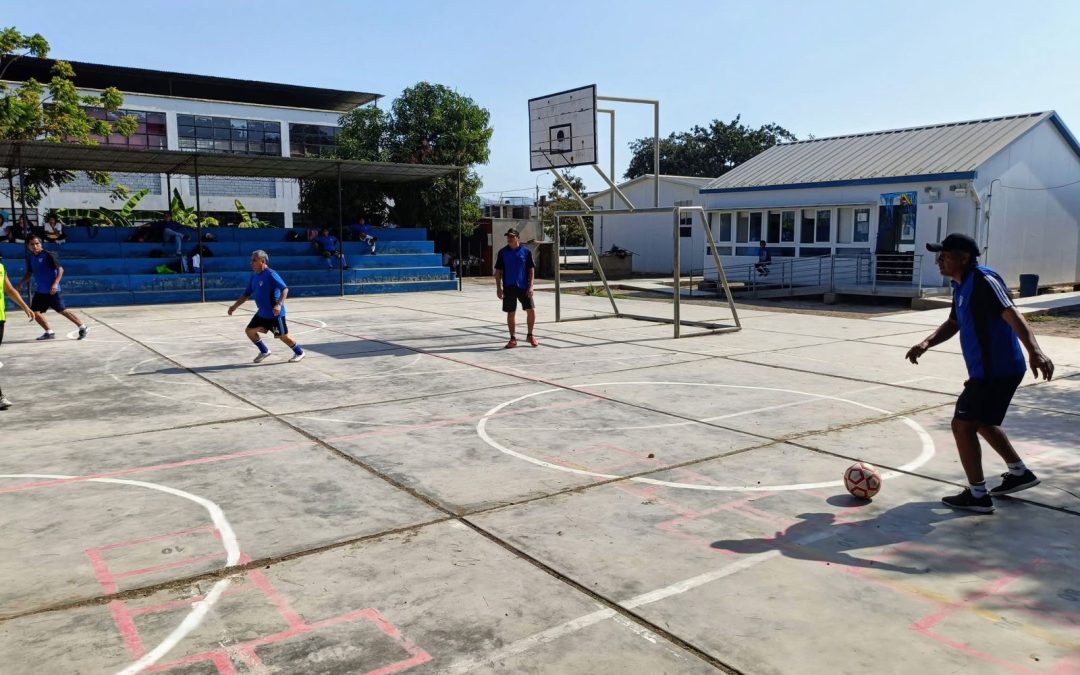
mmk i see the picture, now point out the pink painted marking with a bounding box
[109,600,146,660]
[130,584,250,617]
[245,568,305,629]
[85,547,119,595]
[0,443,305,495]
[95,526,215,552]
[111,553,227,581]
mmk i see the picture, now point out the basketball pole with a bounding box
[548,167,620,316]
[596,95,659,207]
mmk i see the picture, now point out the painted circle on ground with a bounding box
[476,381,936,492]
[0,474,240,675]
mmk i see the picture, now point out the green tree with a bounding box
[625,115,797,180]
[299,82,492,235]
[0,26,136,207]
[541,170,591,246]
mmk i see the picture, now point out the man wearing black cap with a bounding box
[905,233,1054,513]
[494,228,538,348]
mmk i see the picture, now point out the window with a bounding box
[816,210,831,242]
[177,115,282,155]
[749,212,763,242]
[781,210,795,242]
[800,210,816,243]
[838,208,855,243]
[767,211,781,243]
[289,123,340,158]
[736,211,750,243]
[84,107,166,150]
[854,208,870,242]
[715,212,732,242]
[676,200,693,236]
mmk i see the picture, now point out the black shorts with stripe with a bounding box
[954,375,1024,426]
[247,314,288,337]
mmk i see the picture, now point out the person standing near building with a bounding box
[0,256,36,409]
[227,249,305,364]
[17,236,88,340]
[905,234,1053,513]
[494,228,538,349]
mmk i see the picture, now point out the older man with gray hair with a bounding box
[227,250,305,363]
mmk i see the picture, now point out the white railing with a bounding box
[696,252,925,297]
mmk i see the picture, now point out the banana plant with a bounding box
[168,188,219,228]
[55,188,151,227]
[234,199,271,228]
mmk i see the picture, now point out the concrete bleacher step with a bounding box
[2,225,458,308]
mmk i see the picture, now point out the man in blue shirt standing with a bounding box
[17,235,89,340]
[227,249,305,363]
[494,228,538,348]
[906,234,1054,513]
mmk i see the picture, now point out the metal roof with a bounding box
[701,112,1066,193]
[1,56,379,112]
[0,141,461,183]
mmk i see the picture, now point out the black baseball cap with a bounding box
[504,228,520,237]
[926,233,979,257]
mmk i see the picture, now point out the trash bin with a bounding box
[1019,274,1039,298]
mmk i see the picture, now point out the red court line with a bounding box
[245,568,305,629]
[110,600,146,660]
[86,547,119,595]
[111,553,226,581]
[95,526,215,552]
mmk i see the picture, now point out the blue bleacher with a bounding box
[1,226,457,308]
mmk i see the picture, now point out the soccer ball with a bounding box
[844,462,882,499]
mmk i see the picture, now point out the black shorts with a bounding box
[954,375,1024,426]
[246,314,288,337]
[502,286,534,312]
[30,292,66,314]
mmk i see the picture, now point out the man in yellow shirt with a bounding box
[0,259,36,409]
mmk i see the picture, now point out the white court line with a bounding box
[476,382,936,492]
[0,474,240,675]
[443,526,836,674]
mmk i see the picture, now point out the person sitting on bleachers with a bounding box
[43,214,67,245]
[347,216,378,254]
[312,228,349,270]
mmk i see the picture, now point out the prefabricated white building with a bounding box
[697,112,1080,291]
[585,174,712,274]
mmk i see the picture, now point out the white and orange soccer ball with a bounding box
[844,462,882,499]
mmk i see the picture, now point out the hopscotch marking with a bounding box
[476,381,936,492]
[0,474,240,675]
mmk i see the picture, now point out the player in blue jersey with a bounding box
[906,234,1054,513]
[227,250,305,364]
[494,228,538,348]
[17,236,89,340]
[0,258,36,409]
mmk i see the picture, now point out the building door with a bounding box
[877,191,917,253]
[915,202,948,287]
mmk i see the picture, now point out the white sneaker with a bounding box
[0,396,11,410]
[253,351,271,363]
[288,351,305,363]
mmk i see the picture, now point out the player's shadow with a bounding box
[710,502,970,575]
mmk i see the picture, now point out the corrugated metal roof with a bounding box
[0,141,460,183]
[701,112,1057,192]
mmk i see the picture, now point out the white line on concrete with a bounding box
[476,382,936,492]
[0,474,241,675]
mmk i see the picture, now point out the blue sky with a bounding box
[6,1,1078,200]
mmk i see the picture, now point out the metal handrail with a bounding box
[701,252,926,297]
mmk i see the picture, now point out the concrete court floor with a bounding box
[0,286,1077,675]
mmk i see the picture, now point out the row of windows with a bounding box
[82,108,341,157]
[712,207,871,245]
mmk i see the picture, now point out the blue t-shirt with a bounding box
[758,247,771,263]
[494,245,534,289]
[314,234,338,252]
[949,265,1025,379]
[27,250,61,293]
[244,268,288,319]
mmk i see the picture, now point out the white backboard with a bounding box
[529,85,597,171]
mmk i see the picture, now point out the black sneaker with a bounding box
[990,470,1040,496]
[942,488,994,513]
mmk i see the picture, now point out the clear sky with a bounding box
[6,0,1079,200]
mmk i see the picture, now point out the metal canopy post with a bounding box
[193,154,204,302]
[16,145,28,221]
[337,163,344,296]
[457,170,463,292]
[673,209,681,338]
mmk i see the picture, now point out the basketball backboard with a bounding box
[529,85,597,171]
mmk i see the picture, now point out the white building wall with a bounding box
[587,179,707,274]
[34,91,343,228]
[973,120,1080,287]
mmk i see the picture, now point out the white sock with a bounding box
[1007,461,1027,476]
[969,481,988,498]
[78,324,86,330]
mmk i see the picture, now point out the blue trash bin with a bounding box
[1018,274,1039,298]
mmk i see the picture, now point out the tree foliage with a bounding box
[625,115,797,180]
[541,170,591,246]
[1,26,136,207]
[300,82,493,235]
